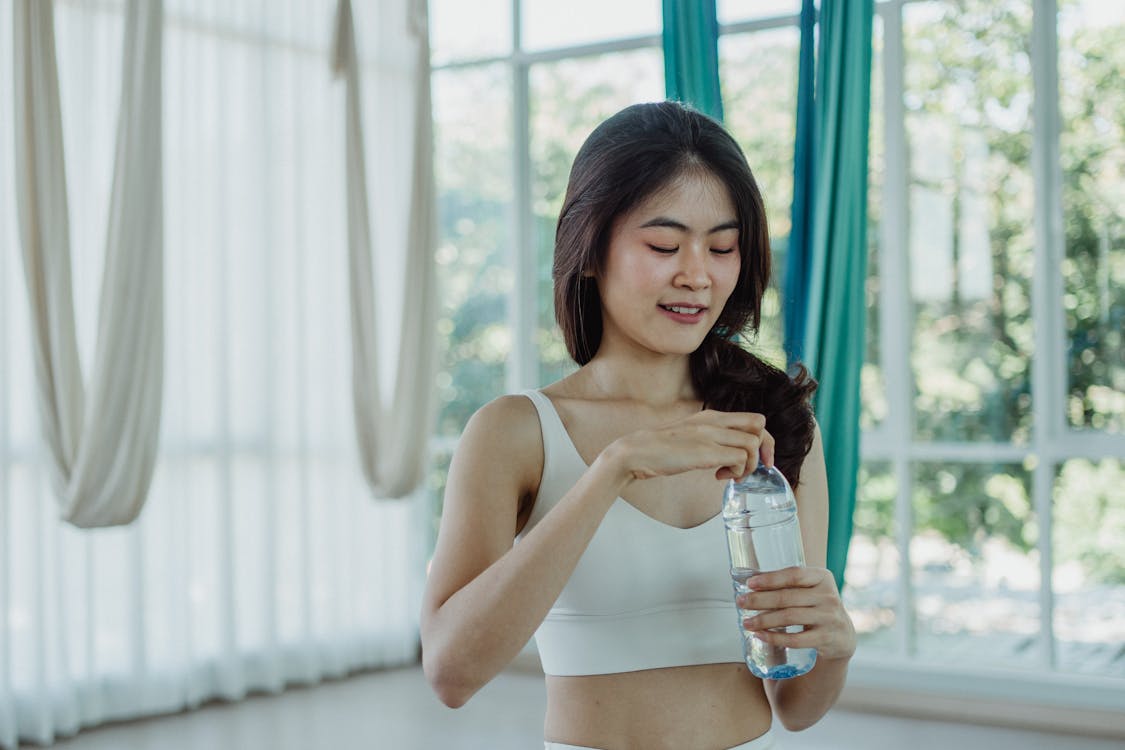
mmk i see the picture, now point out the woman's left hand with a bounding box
[736,567,857,662]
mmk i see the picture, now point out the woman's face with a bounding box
[596,169,741,359]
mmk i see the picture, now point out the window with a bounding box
[426,0,667,528]
[847,0,1125,693]
[428,0,1125,700]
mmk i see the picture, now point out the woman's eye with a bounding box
[648,244,678,254]
[711,247,736,255]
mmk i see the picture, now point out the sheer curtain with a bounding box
[0,1,425,746]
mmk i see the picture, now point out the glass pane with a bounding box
[843,462,899,653]
[529,48,664,386]
[718,0,800,25]
[521,0,661,52]
[720,27,800,368]
[1059,2,1125,434]
[429,0,512,64]
[912,462,1039,668]
[1053,459,1125,677]
[433,65,513,436]
[863,12,887,430]
[904,1,1034,444]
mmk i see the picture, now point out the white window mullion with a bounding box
[508,0,537,394]
[878,0,915,659]
[1030,0,1065,671]
[437,34,660,72]
[1048,433,1125,461]
[0,108,9,717]
[906,443,1028,462]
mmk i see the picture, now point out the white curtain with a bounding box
[0,1,427,747]
[13,0,164,529]
[333,0,438,499]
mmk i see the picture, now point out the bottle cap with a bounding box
[729,463,790,494]
[723,464,794,518]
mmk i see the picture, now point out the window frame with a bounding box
[863,0,1125,679]
[429,0,1125,711]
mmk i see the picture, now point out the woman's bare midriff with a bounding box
[543,662,772,750]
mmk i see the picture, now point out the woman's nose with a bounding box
[675,247,711,289]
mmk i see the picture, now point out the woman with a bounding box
[420,101,856,750]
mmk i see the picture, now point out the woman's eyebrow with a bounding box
[638,217,739,233]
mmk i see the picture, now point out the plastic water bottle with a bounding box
[723,464,817,680]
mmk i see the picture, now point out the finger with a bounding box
[750,626,820,650]
[702,424,761,448]
[759,428,776,468]
[737,588,822,611]
[708,444,752,480]
[753,623,856,660]
[743,608,828,632]
[638,425,752,477]
[698,410,767,434]
[679,416,769,470]
[704,417,770,475]
[716,466,741,481]
[744,567,828,592]
[671,421,765,479]
[712,439,754,468]
[705,426,763,477]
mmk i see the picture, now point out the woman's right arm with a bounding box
[420,395,631,707]
[419,398,771,708]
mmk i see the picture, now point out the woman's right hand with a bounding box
[600,409,775,485]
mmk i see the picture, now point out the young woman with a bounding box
[420,101,856,750]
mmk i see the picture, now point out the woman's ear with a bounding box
[581,268,596,278]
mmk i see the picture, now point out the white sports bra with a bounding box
[517,390,745,676]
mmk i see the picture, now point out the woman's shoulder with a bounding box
[463,372,592,444]
[454,394,545,500]
[465,392,541,440]
[537,372,615,426]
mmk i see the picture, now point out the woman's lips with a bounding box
[658,303,707,323]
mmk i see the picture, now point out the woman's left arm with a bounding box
[740,423,857,731]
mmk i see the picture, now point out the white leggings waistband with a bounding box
[544,727,777,750]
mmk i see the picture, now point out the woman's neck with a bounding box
[579,350,697,407]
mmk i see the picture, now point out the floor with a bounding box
[47,666,1123,750]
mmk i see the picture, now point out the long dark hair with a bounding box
[553,101,817,486]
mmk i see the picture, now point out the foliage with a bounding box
[913,464,1034,556]
[904,0,1035,445]
[851,463,897,541]
[1053,460,1125,585]
[1058,15,1125,432]
[432,190,509,437]
[854,0,1124,585]
[429,0,1123,587]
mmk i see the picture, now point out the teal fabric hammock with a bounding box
[661,0,723,121]
[784,0,875,591]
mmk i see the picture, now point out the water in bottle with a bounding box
[723,464,817,680]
